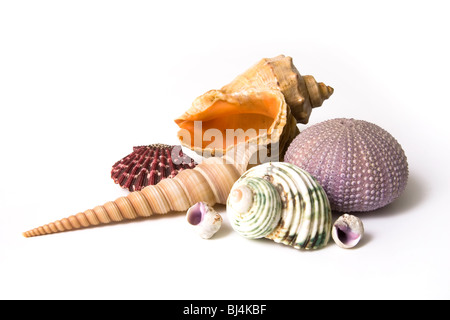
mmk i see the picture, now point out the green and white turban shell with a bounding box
[227,162,332,250]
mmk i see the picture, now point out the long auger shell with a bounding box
[23,157,240,238]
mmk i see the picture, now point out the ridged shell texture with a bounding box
[227,162,332,250]
[175,55,333,160]
[23,157,241,237]
[111,144,197,191]
[285,118,409,212]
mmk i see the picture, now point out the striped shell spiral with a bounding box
[227,162,332,250]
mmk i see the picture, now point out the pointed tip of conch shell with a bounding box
[303,75,334,109]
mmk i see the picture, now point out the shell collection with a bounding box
[186,202,222,239]
[227,162,332,250]
[111,144,197,191]
[285,118,409,212]
[23,55,409,252]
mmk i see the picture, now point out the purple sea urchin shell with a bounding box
[111,144,197,191]
[284,118,408,212]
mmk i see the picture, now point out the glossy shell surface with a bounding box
[227,162,332,250]
[332,214,364,249]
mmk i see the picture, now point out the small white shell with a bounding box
[332,214,364,249]
[186,202,222,239]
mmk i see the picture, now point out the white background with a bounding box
[1,0,449,300]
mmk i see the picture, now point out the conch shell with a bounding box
[227,162,332,250]
[221,55,334,123]
[23,157,240,237]
[175,55,333,160]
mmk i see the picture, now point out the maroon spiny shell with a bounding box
[111,144,197,191]
[284,118,409,212]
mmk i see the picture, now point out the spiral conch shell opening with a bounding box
[175,55,333,163]
[175,89,292,157]
[227,162,332,250]
[227,177,281,239]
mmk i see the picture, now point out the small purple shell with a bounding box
[186,202,207,226]
[186,202,222,239]
[332,214,364,249]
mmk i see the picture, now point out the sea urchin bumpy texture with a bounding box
[284,118,408,212]
[111,144,197,191]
